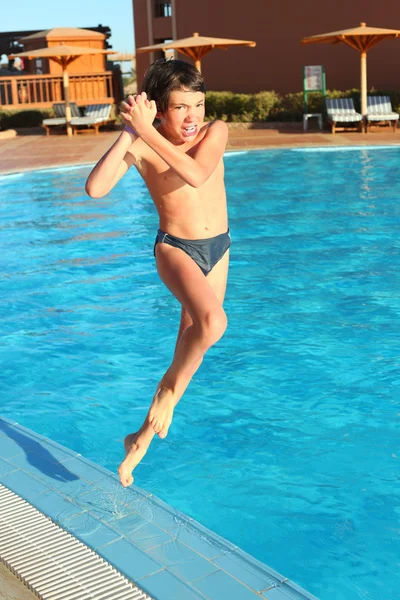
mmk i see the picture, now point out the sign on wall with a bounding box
[303,65,326,112]
[304,65,325,91]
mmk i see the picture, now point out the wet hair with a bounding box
[140,59,206,114]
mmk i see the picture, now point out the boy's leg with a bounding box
[173,248,229,348]
[169,248,229,380]
[149,245,229,437]
[118,246,229,487]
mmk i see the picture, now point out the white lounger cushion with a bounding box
[367,96,399,121]
[326,98,363,122]
[70,104,112,127]
[367,113,399,121]
[42,117,67,126]
[328,113,363,122]
[70,116,108,125]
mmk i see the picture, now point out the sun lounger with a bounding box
[367,96,399,132]
[42,103,80,136]
[326,98,363,134]
[70,104,115,135]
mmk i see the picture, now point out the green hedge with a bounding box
[0,109,52,130]
[205,89,400,122]
[205,91,281,122]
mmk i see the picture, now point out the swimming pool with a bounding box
[1,148,399,600]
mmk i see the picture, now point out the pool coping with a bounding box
[1,141,400,179]
[0,417,319,600]
[1,129,400,178]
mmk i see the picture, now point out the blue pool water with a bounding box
[1,148,400,600]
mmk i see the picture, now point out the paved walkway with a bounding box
[0,562,37,600]
[0,125,399,175]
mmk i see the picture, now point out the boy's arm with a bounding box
[85,128,139,198]
[139,120,228,188]
[125,93,228,188]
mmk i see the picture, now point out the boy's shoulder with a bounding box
[202,120,228,133]
[197,120,228,144]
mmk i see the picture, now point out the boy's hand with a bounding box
[120,92,157,134]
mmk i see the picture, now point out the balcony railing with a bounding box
[0,72,116,109]
[154,1,172,17]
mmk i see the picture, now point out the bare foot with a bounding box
[118,429,152,487]
[149,386,175,438]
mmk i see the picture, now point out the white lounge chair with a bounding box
[326,98,363,134]
[70,104,115,135]
[42,103,80,136]
[367,96,399,133]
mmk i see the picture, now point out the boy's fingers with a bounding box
[120,101,132,112]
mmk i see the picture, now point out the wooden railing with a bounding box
[0,72,116,110]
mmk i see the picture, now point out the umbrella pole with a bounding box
[63,67,72,137]
[195,59,201,72]
[361,51,367,132]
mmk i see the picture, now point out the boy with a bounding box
[86,59,230,487]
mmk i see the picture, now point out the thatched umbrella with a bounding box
[136,32,256,72]
[302,22,400,117]
[10,44,117,135]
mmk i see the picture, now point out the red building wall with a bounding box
[134,0,400,94]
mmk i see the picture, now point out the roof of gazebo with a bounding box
[20,28,106,43]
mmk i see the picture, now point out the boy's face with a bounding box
[159,88,205,143]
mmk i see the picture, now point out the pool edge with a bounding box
[0,416,320,600]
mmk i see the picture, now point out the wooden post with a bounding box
[361,51,367,132]
[63,68,72,137]
[11,78,18,105]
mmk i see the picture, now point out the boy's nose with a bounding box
[185,107,197,120]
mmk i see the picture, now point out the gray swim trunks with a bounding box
[154,229,231,275]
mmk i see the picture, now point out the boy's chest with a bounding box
[137,150,192,186]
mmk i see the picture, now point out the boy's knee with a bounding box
[202,309,227,348]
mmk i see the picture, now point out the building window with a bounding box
[154,1,172,17]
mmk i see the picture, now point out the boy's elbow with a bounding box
[188,170,209,188]
[85,181,106,199]
[188,178,203,189]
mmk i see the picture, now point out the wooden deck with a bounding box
[0,72,117,109]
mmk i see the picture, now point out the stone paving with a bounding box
[0,125,399,175]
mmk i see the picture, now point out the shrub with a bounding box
[204,88,400,122]
[205,91,281,122]
[0,109,52,129]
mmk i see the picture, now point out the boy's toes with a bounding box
[118,469,134,487]
[152,419,161,433]
[158,421,171,439]
[122,474,134,487]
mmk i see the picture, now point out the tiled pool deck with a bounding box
[0,417,318,600]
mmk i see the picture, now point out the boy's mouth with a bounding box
[182,124,197,137]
